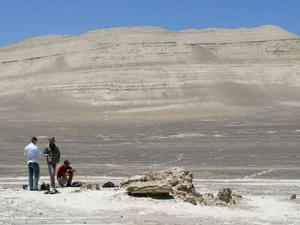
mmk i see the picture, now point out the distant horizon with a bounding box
[1,0,299,47]
[1,24,298,48]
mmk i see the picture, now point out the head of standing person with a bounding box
[31,137,38,145]
[49,137,55,143]
[48,137,56,148]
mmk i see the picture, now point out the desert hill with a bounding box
[0,25,300,177]
[0,25,299,122]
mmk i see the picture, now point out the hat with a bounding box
[49,137,56,142]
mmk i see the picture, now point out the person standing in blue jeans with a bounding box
[24,137,40,191]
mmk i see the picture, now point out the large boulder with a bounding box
[121,167,239,206]
[121,167,195,197]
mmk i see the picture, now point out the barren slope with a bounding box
[0,25,299,178]
[0,25,299,121]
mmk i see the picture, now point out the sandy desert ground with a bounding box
[0,177,300,225]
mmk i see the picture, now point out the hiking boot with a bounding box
[44,188,59,194]
[50,189,59,194]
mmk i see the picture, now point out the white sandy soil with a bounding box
[0,177,299,225]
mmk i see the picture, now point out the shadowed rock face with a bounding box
[0,26,300,178]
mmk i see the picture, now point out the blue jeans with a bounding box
[28,162,40,190]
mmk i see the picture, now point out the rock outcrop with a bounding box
[121,167,194,197]
[121,167,239,206]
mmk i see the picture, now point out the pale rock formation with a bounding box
[121,167,195,198]
[121,167,239,206]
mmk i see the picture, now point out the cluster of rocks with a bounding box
[76,182,118,192]
[77,183,100,192]
[121,167,242,206]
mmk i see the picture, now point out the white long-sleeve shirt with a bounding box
[24,143,40,164]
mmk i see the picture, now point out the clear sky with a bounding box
[0,0,299,47]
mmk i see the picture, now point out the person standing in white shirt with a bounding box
[24,137,40,191]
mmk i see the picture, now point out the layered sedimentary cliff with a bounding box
[0,25,299,121]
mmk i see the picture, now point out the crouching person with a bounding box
[57,160,75,187]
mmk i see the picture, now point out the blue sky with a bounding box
[0,0,299,47]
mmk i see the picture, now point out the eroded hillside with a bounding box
[0,25,299,122]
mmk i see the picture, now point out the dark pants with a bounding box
[47,162,57,189]
[28,162,40,190]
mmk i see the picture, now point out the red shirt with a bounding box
[57,164,73,178]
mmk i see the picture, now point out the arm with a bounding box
[57,147,61,163]
[37,146,44,155]
[24,146,27,156]
[43,147,49,157]
[65,165,75,175]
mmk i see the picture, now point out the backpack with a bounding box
[39,182,50,191]
[71,181,85,187]
[102,181,116,188]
